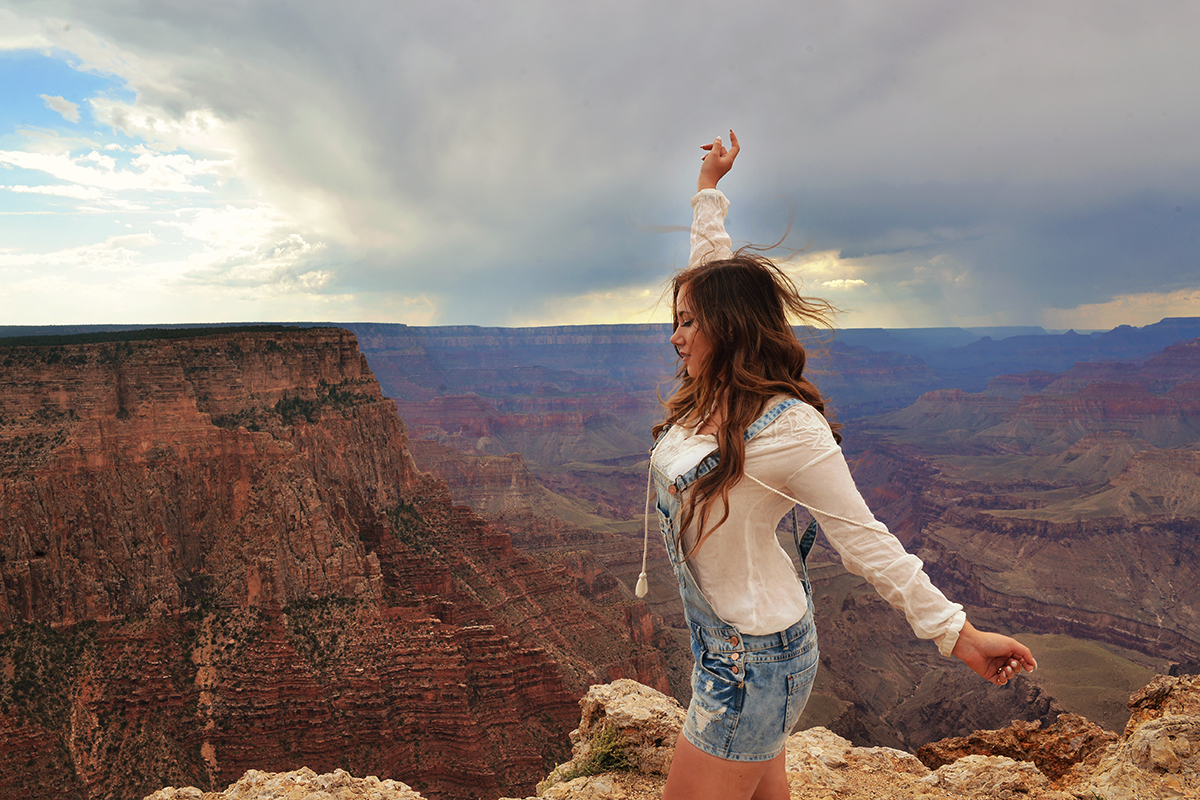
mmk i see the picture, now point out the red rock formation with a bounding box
[874,339,1200,450]
[985,370,1061,400]
[1039,337,1200,394]
[403,439,688,702]
[916,713,1117,780]
[872,389,1016,435]
[0,328,671,800]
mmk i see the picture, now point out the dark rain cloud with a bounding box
[7,0,1199,326]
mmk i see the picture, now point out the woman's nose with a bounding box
[670,328,684,346]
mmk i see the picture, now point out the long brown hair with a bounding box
[653,249,841,560]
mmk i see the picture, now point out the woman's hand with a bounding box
[698,129,740,192]
[952,620,1038,686]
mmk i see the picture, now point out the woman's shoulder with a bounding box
[759,396,836,445]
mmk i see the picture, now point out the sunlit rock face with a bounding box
[0,328,671,800]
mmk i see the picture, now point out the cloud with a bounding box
[509,284,670,327]
[0,232,155,269]
[0,148,223,193]
[40,94,80,123]
[1042,287,1200,330]
[1,1,1198,327]
[4,183,105,200]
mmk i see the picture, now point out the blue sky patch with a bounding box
[0,49,133,142]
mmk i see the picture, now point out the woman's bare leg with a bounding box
[662,731,789,800]
[750,753,789,800]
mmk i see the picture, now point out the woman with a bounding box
[640,131,1037,800]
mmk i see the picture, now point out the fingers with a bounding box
[993,655,1034,686]
[727,129,739,157]
[1013,642,1038,671]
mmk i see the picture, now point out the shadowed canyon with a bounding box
[1,317,1198,798]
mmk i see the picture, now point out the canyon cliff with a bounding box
[855,346,1200,678]
[0,328,671,800]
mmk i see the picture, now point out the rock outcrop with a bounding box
[147,768,425,800]
[507,673,1200,800]
[151,674,1200,800]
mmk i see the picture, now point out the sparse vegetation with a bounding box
[0,622,96,728]
[387,499,433,552]
[210,408,263,431]
[274,392,321,424]
[538,724,632,793]
[273,379,372,425]
[283,596,362,673]
[0,324,319,349]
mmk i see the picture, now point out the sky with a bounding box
[0,1,1197,331]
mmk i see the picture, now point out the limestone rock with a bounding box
[536,774,625,800]
[144,767,424,800]
[782,728,855,793]
[918,755,1052,798]
[1074,673,1200,799]
[1126,674,1200,732]
[538,678,685,793]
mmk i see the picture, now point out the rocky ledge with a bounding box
[149,673,1200,800]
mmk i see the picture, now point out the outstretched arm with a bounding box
[689,130,739,268]
[952,620,1038,686]
[697,130,740,192]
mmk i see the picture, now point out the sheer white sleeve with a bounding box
[779,412,967,656]
[689,189,733,268]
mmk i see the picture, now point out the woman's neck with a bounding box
[697,407,724,436]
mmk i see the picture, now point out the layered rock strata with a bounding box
[0,329,671,800]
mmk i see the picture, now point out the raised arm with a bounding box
[689,130,740,269]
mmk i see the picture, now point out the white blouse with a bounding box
[663,189,966,655]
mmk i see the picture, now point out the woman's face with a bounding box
[670,284,713,379]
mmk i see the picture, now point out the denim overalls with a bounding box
[651,398,820,761]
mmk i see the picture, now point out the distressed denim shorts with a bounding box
[682,604,819,762]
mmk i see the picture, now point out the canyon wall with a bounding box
[855,342,1200,676]
[0,328,671,800]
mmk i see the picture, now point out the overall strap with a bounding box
[742,397,802,444]
[791,513,818,563]
[790,512,818,595]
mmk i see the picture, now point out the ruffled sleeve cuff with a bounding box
[934,609,968,657]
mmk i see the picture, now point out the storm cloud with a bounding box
[1,0,1196,328]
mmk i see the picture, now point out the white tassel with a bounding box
[637,452,655,601]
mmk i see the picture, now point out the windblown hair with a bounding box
[653,249,841,560]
